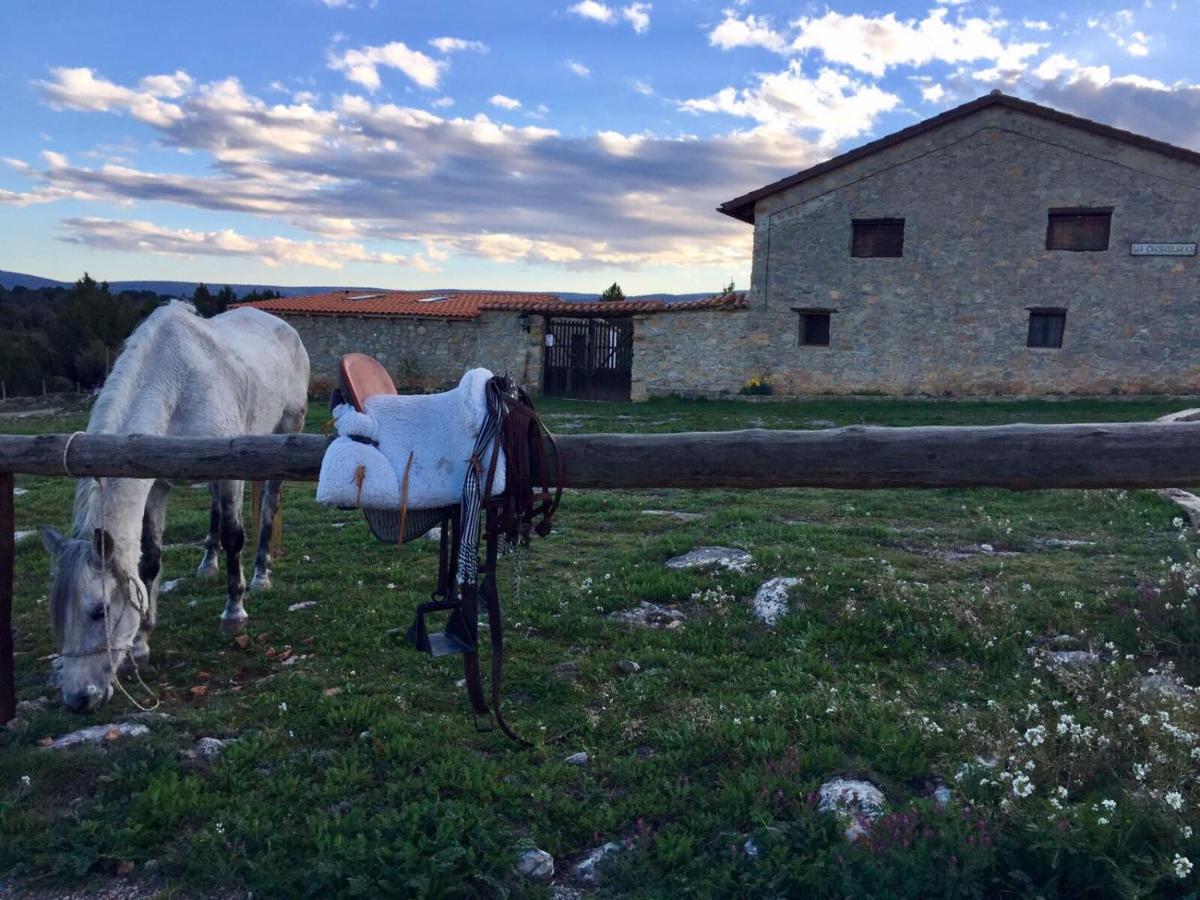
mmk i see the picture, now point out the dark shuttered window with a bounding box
[852,219,905,257]
[1027,309,1066,348]
[1046,208,1112,251]
[795,309,832,347]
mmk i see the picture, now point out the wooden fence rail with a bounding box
[5,419,1200,722]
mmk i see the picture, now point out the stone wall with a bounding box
[282,310,542,394]
[746,104,1200,395]
[631,307,752,399]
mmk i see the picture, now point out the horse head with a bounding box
[41,526,146,712]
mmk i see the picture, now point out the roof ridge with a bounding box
[718,91,1200,224]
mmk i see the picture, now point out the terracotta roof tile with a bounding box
[237,290,747,319]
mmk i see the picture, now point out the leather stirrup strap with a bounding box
[482,511,529,746]
[458,580,492,724]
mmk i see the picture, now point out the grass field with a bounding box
[4,394,1200,898]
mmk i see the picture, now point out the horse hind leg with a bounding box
[249,479,282,592]
[217,480,249,634]
[197,482,221,579]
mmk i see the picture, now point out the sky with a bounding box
[1,0,1198,295]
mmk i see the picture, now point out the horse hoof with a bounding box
[197,560,219,580]
[218,616,248,636]
[249,574,272,593]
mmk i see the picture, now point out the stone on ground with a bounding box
[182,736,228,760]
[1138,674,1193,700]
[608,601,686,629]
[641,509,703,522]
[14,530,34,544]
[515,848,554,880]
[288,600,318,612]
[159,579,182,595]
[666,546,752,572]
[1045,650,1100,669]
[564,751,589,766]
[616,658,641,674]
[574,842,621,884]
[752,577,803,626]
[817,778,886,842]
[45,722,150,749]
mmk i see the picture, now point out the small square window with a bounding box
[852,219,905,257]
[797,310,831,346]
[1046,209,1111,251]
[1027,309,1066,348]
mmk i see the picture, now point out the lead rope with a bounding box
[96,476,160,713]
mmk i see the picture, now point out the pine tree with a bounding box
[600,282,625,302]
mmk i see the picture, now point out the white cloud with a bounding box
[630,79,654,96]
[680,65,900,143]
[39,67,187,127]
[327,41,444,91]
[568,1,650,33]
[789,9,1043,78]
[1022,19,1052,31]
[431,96,455,108]
[14,70,834,272]
[60,217,436,271]
[622,3,651,34]
[428,36,488,54]
[708,11,788,53]
[567,60,591,77]
[318,0,354,7]
[568,0,613,24]
[922,83,946,103]
[490,94,522,110]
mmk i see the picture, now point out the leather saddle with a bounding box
[327,354,562,743]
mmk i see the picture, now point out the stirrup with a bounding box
[405,599,475,657]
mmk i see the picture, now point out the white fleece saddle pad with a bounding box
[316,367,506,511]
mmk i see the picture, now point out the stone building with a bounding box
[240,289,746,400]
[719,90,1200,395]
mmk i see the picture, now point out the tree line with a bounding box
[0,274,280,397]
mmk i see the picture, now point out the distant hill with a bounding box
[0,270,722,304]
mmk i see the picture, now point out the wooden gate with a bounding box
[542,317,633,401]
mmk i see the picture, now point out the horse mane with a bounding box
[73,300,200,534]
[48,539,92,642]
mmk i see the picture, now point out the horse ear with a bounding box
[40,526,66,555]
[92,528,115,564]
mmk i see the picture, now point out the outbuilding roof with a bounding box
[718,91,1200,224]
[238,290,747,319]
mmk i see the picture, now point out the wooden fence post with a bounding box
[1,472,15,724]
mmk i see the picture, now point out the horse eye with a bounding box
[90,605,108,623]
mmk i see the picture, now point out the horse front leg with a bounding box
[197,482,221,579]
[134,479,171,668]
[217,480,249,634]
[249,479,282,592]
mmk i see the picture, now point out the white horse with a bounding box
[40,301,309,712]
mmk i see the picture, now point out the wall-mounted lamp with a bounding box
[517,311,532,333]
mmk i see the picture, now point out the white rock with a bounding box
[979,543,994,554]
[752,577,803,626]
[45,722,149,749]
[665,546,753,572]
[1045,650,1100,669]
[159,579,183,595]
[933,785,952,808]
[288,601,318,612]
[13,487,27,496]
[565,751,589,766]
[817,778,885,842]
[14,530,34,544]
[1138,674,1192,700]
[515,848,554,880]
[608,601,686,629]
[641,509,703,522]
[574,842,620,884]
[185,736,228,759]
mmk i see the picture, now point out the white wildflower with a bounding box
[1012,774,1034,798]
[1166,791,1185,811]
[1173,854,1193,879]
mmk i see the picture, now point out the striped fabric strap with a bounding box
[456,380,504,584]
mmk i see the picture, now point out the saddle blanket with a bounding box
[316,367,506,511]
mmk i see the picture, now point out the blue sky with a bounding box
[1,0,1197,294]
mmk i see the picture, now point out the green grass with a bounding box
[3,394,1200,898]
